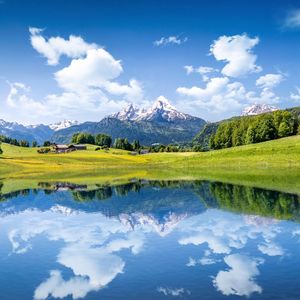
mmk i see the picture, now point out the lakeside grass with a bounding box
[0,135,300,194]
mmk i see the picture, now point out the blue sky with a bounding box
[0,0,300,124]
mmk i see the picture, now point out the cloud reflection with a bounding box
[213,254,264,296]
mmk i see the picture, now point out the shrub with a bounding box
[37,147,51,154]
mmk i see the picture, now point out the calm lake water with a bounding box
[0,180,299,300]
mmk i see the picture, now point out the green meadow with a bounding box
[1,135,300,194]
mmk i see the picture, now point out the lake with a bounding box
[0,180,299,300]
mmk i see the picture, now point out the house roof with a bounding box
[54,144,69,149]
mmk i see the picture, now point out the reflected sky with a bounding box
[0,181,299,300]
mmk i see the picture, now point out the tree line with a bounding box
[71,132,142,151]
[0,135,33,148]
[209,110,300,150]
[70,132,200,152]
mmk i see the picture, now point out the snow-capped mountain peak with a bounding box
[110,104,140,121]
[49,120,79,131]
[242,103,278,116]
[110,97,195,122]
[151,96,176,111]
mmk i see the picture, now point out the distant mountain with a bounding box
[0,119,53,144]
[0,119,79,144]
[51,98,206,145]
[242,103,278,116]
[48,120,79,131]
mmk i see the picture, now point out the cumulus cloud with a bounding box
[34,268,117,300]
[284,9,300,29]
[154,36,188,46]
[5,210,146,300]
[29,27,97,65]
[213,254,263,297]
[176,76,246,118]
[5,29,145,123]
[54,48,123,91]
[210,34,262,77]
[6,82,51,118]
[256,73,284,89]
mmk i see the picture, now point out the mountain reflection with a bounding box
[0,180,299,221]
[0,181,299,299]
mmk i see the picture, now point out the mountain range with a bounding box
[0,100,291,146]
[0,119,78,144]
[51,97,206,145]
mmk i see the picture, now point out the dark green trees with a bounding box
[0,135,30,147]
[19,140,29,147]
[71,132,95,144]
[113,138,133,151]
[71,132,113,147]
[132,140,141,151]
[95,134,112,148]
[0,142,2,155]
[278,121,292,137]
[210,110,299,150]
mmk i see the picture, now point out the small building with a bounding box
[53,144,72,153]
[130,151,138,155]
[73,144,87,150]
[52,144,87,153]
[140,149,149,155]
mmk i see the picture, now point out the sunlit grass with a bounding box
[0,135,300,194]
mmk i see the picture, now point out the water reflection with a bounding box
[0,180,299,299]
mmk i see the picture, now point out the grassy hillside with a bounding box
[0,135,300,193]
[193,106,300,150]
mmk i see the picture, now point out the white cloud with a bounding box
[179,230,231,254]
[154,36,188,46]
[210,34,262,78]
[157,287,191,297]
[5,210,146,300]
[246,88,280,105]
[6,82,51,117]
[55,48,123,91]
[184,65,216,75]
[4,29,145,124]
[213,254,263,297]
[184,65,194,75]
[184,65,218,82]
[284,9,300,29]
[29,27,97,65]
[290,87,300,101]
[244,73,284,105]
[258,242,284,256]
[34,270,96,300]
[256,73,284,89]
[186,256,219,266]
[176,76,246,118]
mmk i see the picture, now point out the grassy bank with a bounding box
[0,135,300,194]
